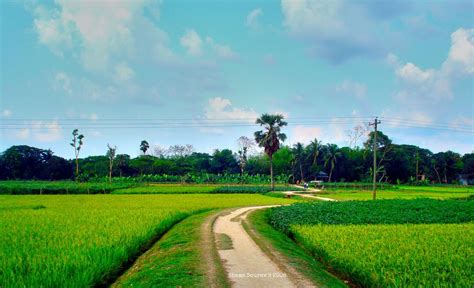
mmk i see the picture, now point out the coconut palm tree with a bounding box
[254,114,287,190]
[324,144,341,182]
[292,142,305,182]
[307,138,322,170]
[140,140,149,156]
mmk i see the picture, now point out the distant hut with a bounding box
[459,173,474,185]
[315,171,329,182]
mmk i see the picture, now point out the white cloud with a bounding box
[32,121,62,142]
[280,0,379,63]
[179,30,237,59]
[180,29,203,56]
[336,80,367,99]
[32,1,159,70]
[205,97,258,121]
[201,97,257,134]
[281,0,344,35]
[54,72,72,94]
[389,28,473,105]
[444,28,474,74]
[396,63,435,84]
[13,121,62,142]
[15,128,30,140]
[2,109,12,118]
[290,119,346,145]
[246,8,262,28]
[205,37,238,60]
[386,53,398,66]
[79,78,119,103]
[115,62,135,81]
[292,125,322,144]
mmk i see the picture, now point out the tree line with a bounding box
[0,114,473,184]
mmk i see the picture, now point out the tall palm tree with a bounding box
[307,138,322,170]
[140,140,149,156]
[292,142,305,182]
[254,114,287,190]
[324,144,341,182]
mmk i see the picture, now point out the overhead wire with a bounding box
[0,116,472,133]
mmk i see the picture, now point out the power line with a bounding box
[0,116,472,133]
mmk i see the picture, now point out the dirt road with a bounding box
[213,206,314,288]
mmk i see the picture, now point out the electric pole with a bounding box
[415,151,419,184]
[369,117,381,200]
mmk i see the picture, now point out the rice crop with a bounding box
[292,223,474,287]
[0,194,295,287]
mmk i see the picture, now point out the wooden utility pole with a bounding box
[369,117,381,200]
[415,152,419,184]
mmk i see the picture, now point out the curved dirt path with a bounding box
[213,206,314,288]
[283,191,336,202]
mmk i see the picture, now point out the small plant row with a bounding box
[91,173,291,184]
[113,185,301,194]
[0,181,301,195]
[319,182,393,190]
[211,185,301,194]
[0,181,135,195]
[269,198,474,234]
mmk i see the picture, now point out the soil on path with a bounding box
[213,206,315,288]
[282,191,336,201]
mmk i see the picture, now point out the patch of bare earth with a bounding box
[213,206,316,288]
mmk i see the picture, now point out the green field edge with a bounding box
[97,209,207,287]
[244,208,348,288]
[112,209,232,288]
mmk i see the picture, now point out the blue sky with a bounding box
[1,0,473,158]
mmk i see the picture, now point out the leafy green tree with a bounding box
[364,130,392,182]
[254,114,287,190]
[115,154,131,177]
[70,129,84,180]
[324,144,341,182]
[272,146,293,177]
[210,149,239,174]
[0,145,72,180]
[246,154,269,175]
[130,156,155,175]
[140,140,149,156]
[78,156,108,178]
[461,153,474,182]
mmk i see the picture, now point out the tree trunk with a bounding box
[270,155,274,190]
[75,156,79,180]
[109,161,112,183]
[299,163,304,182]
[433,166,441,183]
[329,165,333,182]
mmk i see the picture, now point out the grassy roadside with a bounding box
[112,210,229,288]
[245,209,347,288]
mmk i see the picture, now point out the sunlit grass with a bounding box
[293,223,473,287]
[0,194,296,287]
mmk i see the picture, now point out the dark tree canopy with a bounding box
[0,130,471,184]
[0,145,72,180]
